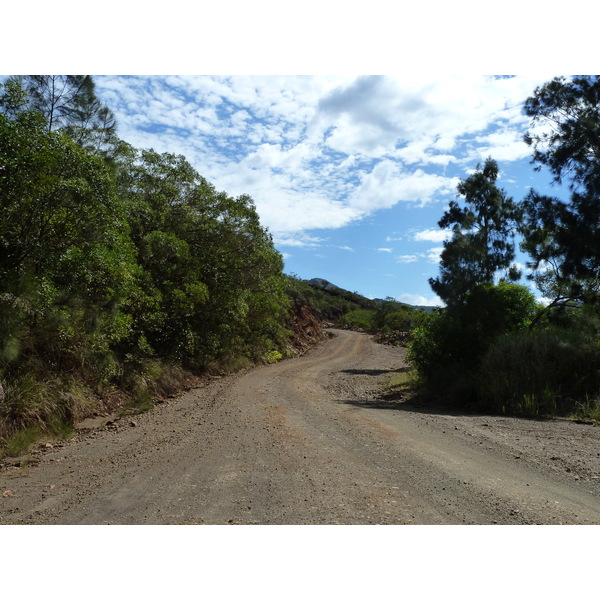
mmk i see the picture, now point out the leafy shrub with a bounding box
[263,350,283,364]
[408,282,538,402]
[341,309,376,331]
[383,308,419,333]
[477,328,600,415]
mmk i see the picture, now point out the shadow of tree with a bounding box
[340,367,412,377]
[337,367,482,417]
[338,367,556,421]
[343,392,480,417]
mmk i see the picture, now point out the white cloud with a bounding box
[95,74,548,238]
[466,129,531,163]
[413,229,451,243]
[272,232,325,247]
[314,75,548,161]
[396,255,420,264]
[395,141,457,166]
[377,248,393,253]
[243,141,319,172]
[395,246,444,265]
[425,247,445,264]
[348,161,459,211]
[397,293,443,307]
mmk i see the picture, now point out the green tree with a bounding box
[0,100,137,372]
[429,158,522,306]
[522,75,600,304]
[408,282,537,401]
[113,145,289,367]
[6,75,117,156]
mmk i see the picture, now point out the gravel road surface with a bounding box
[2,329,599,524]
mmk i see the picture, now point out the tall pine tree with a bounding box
[6,75,117,156]
[522,75,600,304]
[430,158,521,306]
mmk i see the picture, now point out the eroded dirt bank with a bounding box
[1,329,599,524]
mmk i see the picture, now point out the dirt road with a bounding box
[1,329,600,525]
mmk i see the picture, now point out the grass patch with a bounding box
[572,395,600,422]
[382,369,414,392]
[1,425,44,458]
[0,418,74,459]
[476,329,600,417]
[376,369,421,405]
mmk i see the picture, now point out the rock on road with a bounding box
[1,329,600,525]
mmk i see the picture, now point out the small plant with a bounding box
[383,370,413,391]
[263,350,283,364]
[1,425,43,458]
[520,394,539,417]
[573,395,600,422]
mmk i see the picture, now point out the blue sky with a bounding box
[93,74,567,305]
[5,3,592,307]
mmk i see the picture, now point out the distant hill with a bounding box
[308,278,341,293]
[308,278,436,313]
[308,278,378,311]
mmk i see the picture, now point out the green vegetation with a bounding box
[2,73,599,454]
[285,275,424,338]
[430,158,522,306]
[409,76,600,418]
[0,76,291,454]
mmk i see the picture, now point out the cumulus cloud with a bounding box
[95,74,548,238]
[412,229,452,243]
[348,161,459,211]
[396,293,443,307]
[396,255,420,264]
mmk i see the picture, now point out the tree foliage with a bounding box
[0,93,137,376]
[0,76,292,444]
[411,76,600,415]
[522,76,600,304]
[408,282,538,403]
[429,158,521,306]
[4,75,118,157]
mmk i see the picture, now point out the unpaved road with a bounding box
[1,329,600,525]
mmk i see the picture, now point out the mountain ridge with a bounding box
[308,278,436,313]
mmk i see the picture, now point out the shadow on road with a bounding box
[340,367,411,377]
[337,367,493,419]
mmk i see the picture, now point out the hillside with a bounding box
[284,276,426,336]
[308,278,436,313]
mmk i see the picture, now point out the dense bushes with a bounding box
[408,283,539,406]
[477,327,600,416]
[409,283,600,416]
[341,309,376,331]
